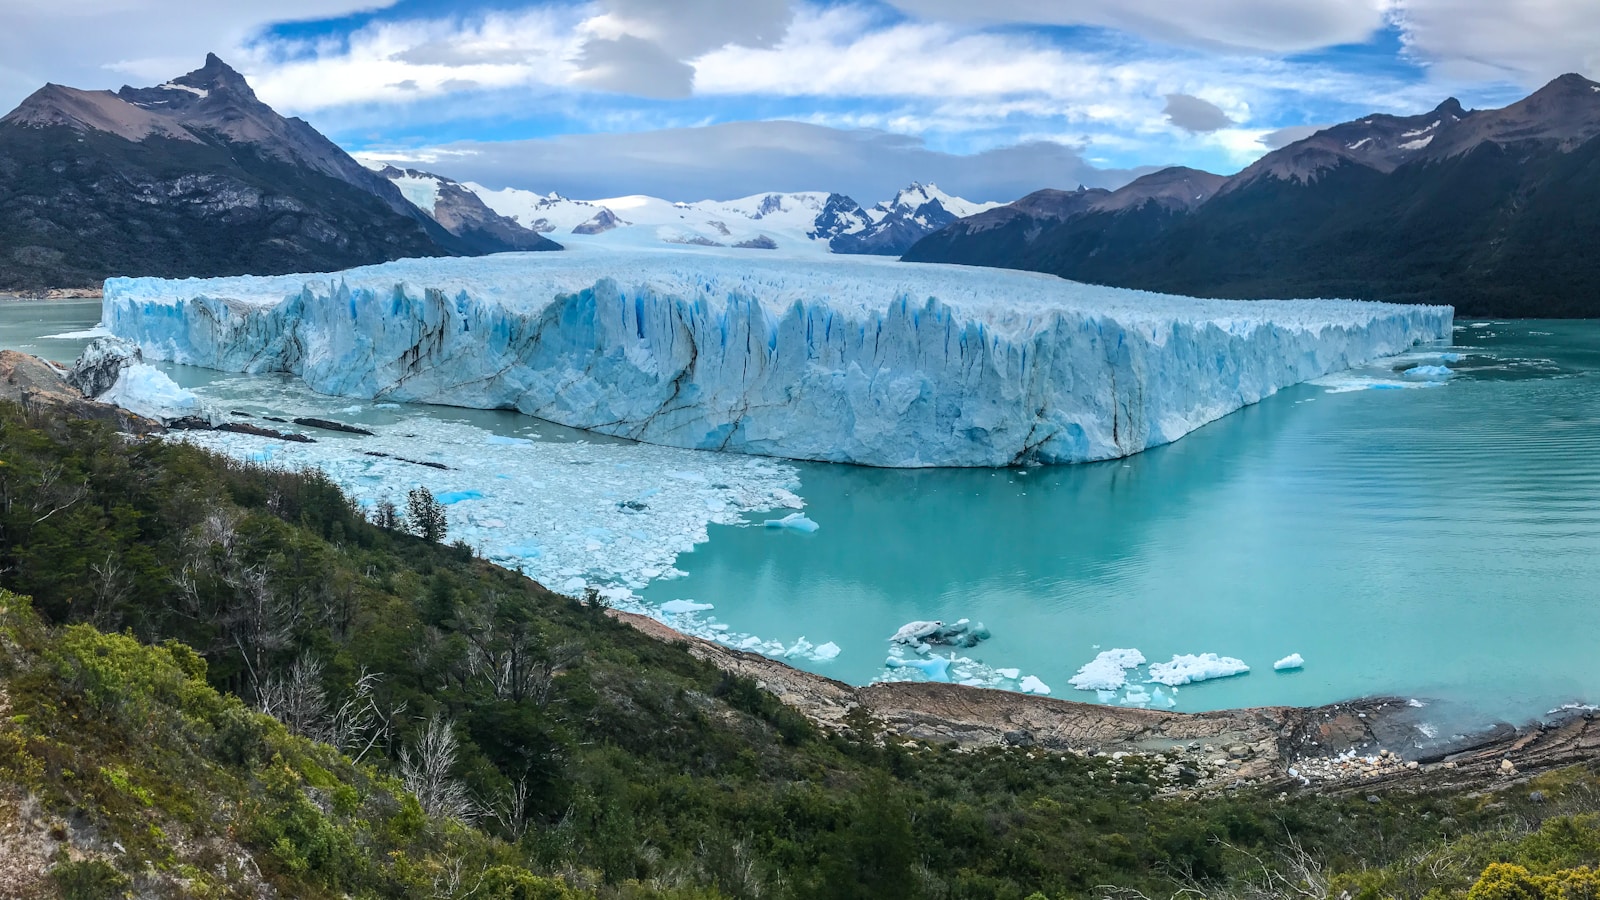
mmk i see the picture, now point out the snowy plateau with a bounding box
[103,247,1454,468]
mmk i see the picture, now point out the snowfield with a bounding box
[103,246,1454,467]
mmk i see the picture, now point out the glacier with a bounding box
[103,247,1454,468]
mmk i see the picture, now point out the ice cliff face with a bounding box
[102,248,1453,467]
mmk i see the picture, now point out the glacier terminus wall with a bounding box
[103,247,1454,467]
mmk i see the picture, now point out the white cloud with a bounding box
[881,0,1391,53]
[1393,0,1600,86]
[239,8,584,112]
[572,0,793,97]
[0,0,398,109]
[356,119,1145,203]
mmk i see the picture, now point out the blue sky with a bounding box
[5,0,1595,202]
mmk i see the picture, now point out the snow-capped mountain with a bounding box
[437,179,1002,256]
[374,166,559,253]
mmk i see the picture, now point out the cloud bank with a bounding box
[358,119,1145,203]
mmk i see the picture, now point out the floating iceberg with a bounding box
[1402,364,1453,380]
[1273,653,1305,671]
[660,600,714,615]
[885,656,953,682]
[889,618,989,653]
[762,512,819,532]
[1068,648,1147,691]
[1017,675,1051,695]
[98,364,206,423]
[1147,653,1250,686]
[104,247,1453,467]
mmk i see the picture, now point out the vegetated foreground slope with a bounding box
[4,402,1600,898]
[905,74,1600,318]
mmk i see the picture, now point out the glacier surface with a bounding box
[104,247,1454,467]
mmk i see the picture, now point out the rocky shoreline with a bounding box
[0,288,101,301]
[6,343,1597,801]
[610,610,1600,796]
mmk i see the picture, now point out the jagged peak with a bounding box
[170,53,257,100]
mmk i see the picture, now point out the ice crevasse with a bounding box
[103,248,1454,467]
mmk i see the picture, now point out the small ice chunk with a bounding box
[1068,648,1146,691]
[1017,675,1051,695]
[885,656,952,682]
[1122,685,1151,705]
[1147,653,1250,686]
[811,641,841,661]
[994,667,1021,680]
[763,512,819,532]
[1401,364,1452,380]
[784,637,815,659]
[660,599,713,615]
[1273,653,1305,671]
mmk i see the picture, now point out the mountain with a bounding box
[0,54,494,292]
[905,74,1600,317]
[374,166,560,253]
[449,180,999,255]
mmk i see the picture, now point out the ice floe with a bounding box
[1068,648,1147,691]
[1274,653,1305,671]
[1147,653,1251,686]
[763,512,819,533]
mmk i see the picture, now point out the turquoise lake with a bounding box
[8,300,1600,722]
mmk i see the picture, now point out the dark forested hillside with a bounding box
[906,75,1600,318]
[0,125,453,292]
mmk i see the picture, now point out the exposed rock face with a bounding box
[0,350,161,433]
[66,336,141,399]
[373,165,561,253]
[572,208,625,235]
[0,54,475,292]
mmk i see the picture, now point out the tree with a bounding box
[400,714,480,823]
[406,487,447,543]
[370,498,402,531]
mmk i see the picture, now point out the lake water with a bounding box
[8,300,1600,722]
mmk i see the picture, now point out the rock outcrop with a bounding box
[0,350,161,433]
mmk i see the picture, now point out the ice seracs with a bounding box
[104,247,1454,468]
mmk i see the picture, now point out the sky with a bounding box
[4,0,1598,203]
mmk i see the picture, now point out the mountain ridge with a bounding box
[0,54,552,292]
[904,72,1600,317]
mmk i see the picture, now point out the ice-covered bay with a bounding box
[104,247,1453,467]
[153,369,857,664]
